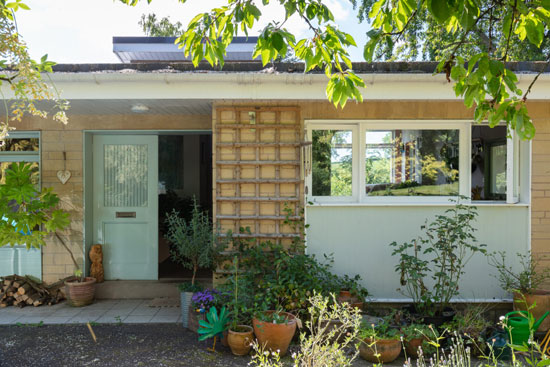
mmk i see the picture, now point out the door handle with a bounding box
[116,212,136,218]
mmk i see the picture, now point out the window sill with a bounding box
[306,201,530,208]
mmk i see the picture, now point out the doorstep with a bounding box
[0,299,182,325]
[94,279,212,299]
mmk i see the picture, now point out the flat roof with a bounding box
[51,61,550,74]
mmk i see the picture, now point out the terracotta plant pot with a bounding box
[337,291,363,310]
[359,338,402,364]
[514,290,550,332]
[405,337,426,359]
[64,277,96,307]
[253,311,297,356]
[228,325,254,356]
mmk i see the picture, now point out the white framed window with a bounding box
[0,131,40,186]
[305,120,521,204]
[306,124,359,202]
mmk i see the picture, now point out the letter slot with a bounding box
[116,212,136,218]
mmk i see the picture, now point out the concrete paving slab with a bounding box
[50,308,83,317]
[129,307,159,316]
[150,315,179,323]
[96,315,125,324]
[42,316,73,324]
[123,315,154,323]
[13,316,46,324]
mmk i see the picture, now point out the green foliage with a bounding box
[122,0,549,138]
[359,314,400,340]
[177,281,203,293]
[0,163,70,250]
[197,306,229,341]
[353,0,550,140]
[165,199,228,285]
[488,251,550,294]
[390,197,486,316]
[139,13,184,36]
[0,1,68,141]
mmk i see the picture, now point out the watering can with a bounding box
[505,310,550,346]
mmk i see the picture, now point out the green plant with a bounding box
[292,293,362,367]
[165,198,227,285]
[339,274,369,299]
[198,306,229,352]
[229,235,368,317]
[359,315,400,341]
[0,163,83,280]
[390,197,486,316]
[488,251,550,295]
[177,281,203,293]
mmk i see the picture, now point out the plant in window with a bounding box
[390,197,486,317]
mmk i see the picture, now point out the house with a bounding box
[1,37,549,302]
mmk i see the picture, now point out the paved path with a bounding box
[0,299,182,325]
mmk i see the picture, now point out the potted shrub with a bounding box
[0,163,95,306]
[489,251,550,332]
[253,309,297,357]
[358,317,402,363]
[390,198,486,324]
[401,323,437,359]
[164,199,227,327]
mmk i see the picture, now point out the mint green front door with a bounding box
[93,135,158,280]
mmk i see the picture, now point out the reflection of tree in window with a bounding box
[312,130,352,196]
[366,130,459,196]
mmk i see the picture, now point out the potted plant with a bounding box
[489,250,550,332]
[442,304,491,356]
[188,288,221,333]
[253,309,297,357]
[165,198,227,327]
[0,163,95,306]
[401,323,437,359]
[226,256,254,356]
[337,274,369,310]
[390,198,486,323]
[358,316,402,363]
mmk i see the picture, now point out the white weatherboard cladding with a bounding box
[306,205,528,301]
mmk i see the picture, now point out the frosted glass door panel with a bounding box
[104,144,148,207]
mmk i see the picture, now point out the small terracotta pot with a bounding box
[338,290,352,301]
[405,337,426,359]
[359,338,401,364]
[253,311,297,356]
[64,277,96,307]
[228,325,254,356]
[514,290,550,332]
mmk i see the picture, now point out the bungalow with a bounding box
[1,37,550,302]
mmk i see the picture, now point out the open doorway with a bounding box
[158,133,212,279]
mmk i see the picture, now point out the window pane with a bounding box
[104,144,148,207]
[471,125,507,200]
[0,162,39,185]
[0,138,39,152]
[312,130,353,196]
[365,129,459,196]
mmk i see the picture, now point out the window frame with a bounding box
[306,123,359,203]
[306,120,477,204]
[0,131,41,186]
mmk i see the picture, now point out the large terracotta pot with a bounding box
[64,277,96,307]
[404,337,426,359]
[359,338,402,364]
[514,290,550,332]
[253,311,297,356]
[228,325,254,356]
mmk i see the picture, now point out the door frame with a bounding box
[82,130,211,278]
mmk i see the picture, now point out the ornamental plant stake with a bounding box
[198,306,229,352]
[0,162,83,280]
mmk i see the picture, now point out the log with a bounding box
[17,283,31,295]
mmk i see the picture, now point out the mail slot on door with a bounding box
[116,212,136,218]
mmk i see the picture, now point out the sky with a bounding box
[16,0,368,64]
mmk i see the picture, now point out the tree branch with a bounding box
[522,56,550,102]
